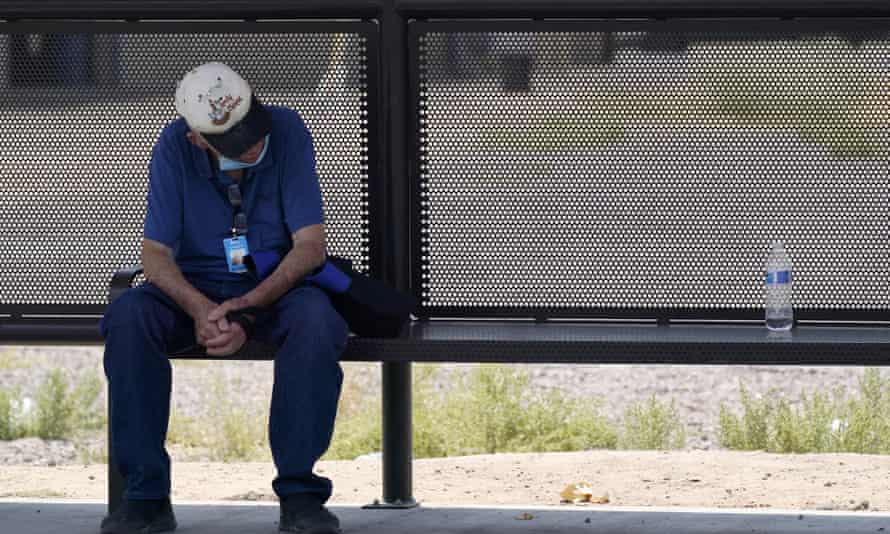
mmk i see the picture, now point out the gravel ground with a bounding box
[4,450,889,511]
[0,345,884,465]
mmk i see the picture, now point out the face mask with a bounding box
[218,135,270,171]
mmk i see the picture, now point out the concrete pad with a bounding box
[2,500,889,534]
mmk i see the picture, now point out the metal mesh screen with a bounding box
[1,23,373,309]
[415,22,890,318]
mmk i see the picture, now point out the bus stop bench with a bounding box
[3,4,889,516]
[112,264,890,367]
[106,265,890,511]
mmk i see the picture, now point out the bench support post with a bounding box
[107,387,125,514]
[363,0,417,509]
[364,361,417,508]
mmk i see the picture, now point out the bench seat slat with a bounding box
[345,322,890,365]
[3,319,888,366]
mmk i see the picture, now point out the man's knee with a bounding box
[278,287,348,350]
[101,286,168,339]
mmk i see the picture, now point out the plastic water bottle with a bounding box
[765,240,794,331]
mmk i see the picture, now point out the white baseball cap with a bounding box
[175,62,272,159]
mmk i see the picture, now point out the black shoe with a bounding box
[100,497,177,534]
[279,493,341,534]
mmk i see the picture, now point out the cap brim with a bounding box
[202,95,273,159]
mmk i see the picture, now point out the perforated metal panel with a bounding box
[1,22,375,312]
[413,20,890,320]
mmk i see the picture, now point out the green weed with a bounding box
[33,369,75,440]
[835,368,890,454]
[0,369,105,442]
[0,388,21,440]
[621,395,686,450]
[719,369,890,454]
[326,365,621,460]
[207,376,269,462]
[719,382,773,450]
[167,412,205,449]
[71,372,105,431]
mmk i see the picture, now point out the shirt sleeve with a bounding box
[143,137,184,250]
[282,122,325,235]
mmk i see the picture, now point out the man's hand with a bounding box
[191,299,226,346]
[204,322,247,357]
[207,296,252,326]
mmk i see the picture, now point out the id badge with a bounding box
[223,236,250,274]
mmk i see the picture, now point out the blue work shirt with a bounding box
[143,106,324,283]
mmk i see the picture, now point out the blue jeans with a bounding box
[100,275,348,502]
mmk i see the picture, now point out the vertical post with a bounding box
[378,0,410,291]
[363,0,417,509]
[380,361,415,507]
[107,388,125,514]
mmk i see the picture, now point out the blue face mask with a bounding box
[218,135,270,171]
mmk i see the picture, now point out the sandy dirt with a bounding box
[1,451,887,512]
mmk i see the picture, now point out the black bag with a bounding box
[307,256,416,338]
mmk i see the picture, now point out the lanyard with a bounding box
[227,182,247,237]
[209,171,251,237]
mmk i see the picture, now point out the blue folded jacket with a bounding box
[245,251,414,337]
[305,259,353,293]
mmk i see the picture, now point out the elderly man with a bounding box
[99,62,347,534]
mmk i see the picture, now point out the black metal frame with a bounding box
[408,18,890,35]
[1,18,379,323]
[397,0,890,19]
[408,17,890,323]
[375,0,417,510]
[0,1,383,21]
[0,12,416,512]
[413,306,890,324]
[0,20,376,34]
[7,0,890,20]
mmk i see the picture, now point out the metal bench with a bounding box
[2,0,889,516]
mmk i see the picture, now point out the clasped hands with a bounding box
[193,296,254,356]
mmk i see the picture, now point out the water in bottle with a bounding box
[765,240,793,331]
